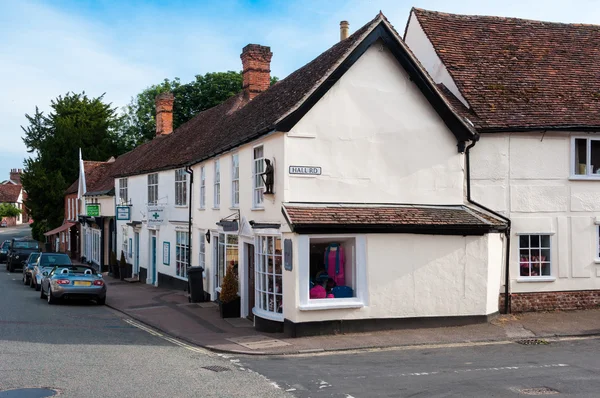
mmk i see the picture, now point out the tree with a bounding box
[118,72,279,149]
[0,203,22,218]
[21,92,122,241]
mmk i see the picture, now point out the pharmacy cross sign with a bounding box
[147,206,165,226]
[152,212,160,220]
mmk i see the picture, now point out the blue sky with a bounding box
[2,0,600,182]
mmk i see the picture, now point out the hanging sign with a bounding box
[116,206,130,221]
[289,166,321,175]
[147,206,165,226]
[86,204,100,217]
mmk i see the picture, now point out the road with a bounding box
[2,225,600,397]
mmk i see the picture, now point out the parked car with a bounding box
[31,253,72,291]
[1,220,7,227]
[40,264,106,305]
[22,252,41,286]
[6,238,40,272]
[0,240,9,263]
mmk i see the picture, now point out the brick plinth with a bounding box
[499,290,600,313]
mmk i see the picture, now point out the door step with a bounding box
[124,276,140,283]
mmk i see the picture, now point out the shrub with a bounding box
[220,263,238,303]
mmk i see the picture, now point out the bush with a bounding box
[120,251,126,268]
[220,263,238,304]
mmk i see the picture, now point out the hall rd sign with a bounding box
[289,166,321,176]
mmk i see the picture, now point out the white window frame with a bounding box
[252,145,265,208]
[231,154,239,208]
[148,173,159,205]
[216,232,238,290]
[175,169,187,206]
[254,235,283,320]
[199,166,206,209]
[119,178,128,204]
[122,227,128,260]
[199,232,206,270]
[517,233,555,282]
[91,228,101,265]
[176,231,189,278]
[298,234,367,311]
[571,136,600,179]
[68,199,72,220]
[214,159,220,209]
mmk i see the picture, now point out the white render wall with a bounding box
[283,232,500,323]
[470,132,600,293]
[285,41,465,205]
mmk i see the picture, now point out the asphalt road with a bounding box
[0,226,290,398]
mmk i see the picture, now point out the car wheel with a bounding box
[29,277,35,289]
[23,274,27,285]
[35,281,41,291]
[9,263,14,273]
[47,287,57,305]
[40,284,46,299]
[97,297,106,306]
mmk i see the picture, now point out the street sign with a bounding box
[116,206,130,221]
[86,204,100,217]
[289,166,322,175]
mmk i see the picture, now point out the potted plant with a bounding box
[218,263,240,318]
[119,250,127,281]
[109,251,118,278]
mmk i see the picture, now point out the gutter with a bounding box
[185,166,194,283]
[464,135,512,315]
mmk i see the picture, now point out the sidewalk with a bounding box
[103,276,600,355]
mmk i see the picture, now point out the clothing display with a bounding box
[324,243,345,286]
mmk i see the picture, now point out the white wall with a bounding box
[470,132,600,293]
[284,233,499,323]
[284,41,465,205]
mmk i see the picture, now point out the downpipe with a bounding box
[464,136,512,314]
[185,165,194,290]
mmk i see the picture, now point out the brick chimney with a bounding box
[340,21,349,41]
[241,44,273,101]
[9,168,21,184]
[155,92,174,136]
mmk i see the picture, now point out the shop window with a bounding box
[253,146,264,207]
[91,229,101,265]
[199,166,206,209]
[176,231,189,278]
[573,137,600,177]
[308,237,356,300]
[217,233,238,289]
[214,160,220,208]
[519,234,551,277]
[255,236,283,315]
[232,154,239,208]
[119,178,128,204]
[148,173,158,205]
[199,233,205,270]
[175,169,187,206]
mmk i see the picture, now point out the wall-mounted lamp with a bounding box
[205,230,211,244]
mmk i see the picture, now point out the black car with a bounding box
[22,252,41,287]
[6,238,40,272]
[0,240,9,263]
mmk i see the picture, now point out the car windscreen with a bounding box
[1,242,9,249]
[14,241,39,249]
[41,254,71,267]
[28,253,40,262]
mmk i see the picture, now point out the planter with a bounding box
[219,296,241,318]
[119,266,126,281]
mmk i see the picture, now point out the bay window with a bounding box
[255,236,283,315]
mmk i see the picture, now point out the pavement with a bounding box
[103,275,600,356]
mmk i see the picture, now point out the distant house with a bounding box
[0,169,26,226]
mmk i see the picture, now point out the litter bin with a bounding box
[187,266,205,303]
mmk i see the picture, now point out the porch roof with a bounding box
[44,222,76,236]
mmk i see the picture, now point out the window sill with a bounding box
[299,299,364,311]
[516,277,556,283]
[569,175,600,181]
[212,207,220,210]
[198,208,205,211]
[174,205,188,209]
[594,259,600,264]
[229,206,239,210]
[253,307,284,322]
[251,207,265,211]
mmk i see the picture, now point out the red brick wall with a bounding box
[155,92,174,136]
[64,193,78,221]
[241,44,272,100]
[499,291,600,313]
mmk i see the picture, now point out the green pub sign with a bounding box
[86,204,100,217]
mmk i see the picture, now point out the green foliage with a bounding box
[117,71,279,149]
[219,263,239,304]
[21,92,122,241]
[119,250,127,268]
[0,203,22,218]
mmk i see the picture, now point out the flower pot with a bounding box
[111,264,120,279]
[219,296,241,318]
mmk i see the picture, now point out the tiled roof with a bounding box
[84,162,116,196]
[283,203,506,234]
[0,184,21,203]
[411,8,600,131]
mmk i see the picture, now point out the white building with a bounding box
[404,8,600,312]
[113,14,509,336]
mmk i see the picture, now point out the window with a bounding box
[199,166,206,209]
[253,146,264,207]
[573,137,600,177]
[214,160,220,208]
[232,154,239,207]
[119,178,128,204]
[122,227,128,259]
[175,169,187,206]
[519,234,551,277]
[199,233,205,270]
[307,237,357,300]
[255,236,283,315]
[91,228,101,265]
[68,199,71,220]
[148,173,158,205]
[176,231,189,278]
[217,233,238,289]
[596,226,600,261]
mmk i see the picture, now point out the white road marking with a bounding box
[123,318,210,355]
[396,363,569,378]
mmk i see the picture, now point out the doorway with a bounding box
[150,231,157,285]
[245,243,255,321]
[134,231,140,276]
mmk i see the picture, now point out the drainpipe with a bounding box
[464,136,512,314]
[185,166,194,281]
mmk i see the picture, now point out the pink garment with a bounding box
[310,285,326,299]
[325,244,345,286]
[327,294,335,299]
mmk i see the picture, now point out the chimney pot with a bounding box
[155,92,174,136]
[241,44,273,101]
[340,20,349,41]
